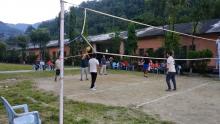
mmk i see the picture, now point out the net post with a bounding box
[59,0,64,124]
[81,9,87,35]
[217,38,220,79]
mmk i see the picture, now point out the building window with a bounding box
[53,52,56,58]
[189,45,196,50]
[64,51,67,57]
[139,49,144,56]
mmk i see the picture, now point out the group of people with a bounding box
[33,60,55,71]
[54,52,100,90]
[85,51,177,92]
[79,53,105,90]
[54,51,177,92]
[138,58,166,75]
[140,52,176,91]
[79,52,108,90]
[111,60,135,71]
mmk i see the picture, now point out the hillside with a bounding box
[0,21,22,39]
[7,22,40,32]
[38,0,220,39]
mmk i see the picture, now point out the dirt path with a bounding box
[36,73,220,124]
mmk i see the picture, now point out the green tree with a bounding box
[187,49,213,74]
[25,25,35,35]
[145,0,167,26]
[69,7,77,40]
[111,32,121,53]
[166,0,188,30]
[16,35,28,62]
[0,41,6,61]
[146,48,156,57]
[30,28,50,60]
[164,32,180,55]
[68,7,86,57]
[5,49,20,63]
[163,0,185,55]
[126,23,138,55]
[155,47,165,58]
[189,0,215,50]
[214,0,220,18]
[37,0,219,37]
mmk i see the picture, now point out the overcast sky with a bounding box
[0,0,87,24]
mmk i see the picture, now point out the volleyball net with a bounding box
[63,1,220,72]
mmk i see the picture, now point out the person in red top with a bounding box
[149,60,153,71]
[154,61,159,68]
[154,61,159,74]
[124,60,129,70]
[47,60,53,70]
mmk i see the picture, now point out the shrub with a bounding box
[187,49,213,74]
[26,55,38,64]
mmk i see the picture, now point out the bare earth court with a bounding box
[36,72,220,124]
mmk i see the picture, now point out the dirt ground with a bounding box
[36,72,220,124]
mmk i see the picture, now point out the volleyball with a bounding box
[86,46,91,52]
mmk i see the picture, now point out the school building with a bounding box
[27,19,220,67]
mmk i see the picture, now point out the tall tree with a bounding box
[38,0,219,38]
[111,31,121,53]
[163,0,186,55]
[214,0,220,18]
[68,7,83,56]
[30,28,50,60]
[126,23,138,55]
[0,41,6,61]
[25,25,35,35]
[189,0,214,50]
[69,7,77,40]
[16,35,28,62]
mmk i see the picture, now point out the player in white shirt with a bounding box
[54,58,61,82]
[166,51,176,91]
[89,54,100,90]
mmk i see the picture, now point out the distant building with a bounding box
[26,19,220,67]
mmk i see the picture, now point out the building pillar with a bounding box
[120,41,124,55]
[92,43,97,52]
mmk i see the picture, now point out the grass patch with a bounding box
[0,69,79,81]
[0,63,32,71]
[0,63,79,71]
[0,79,173,124]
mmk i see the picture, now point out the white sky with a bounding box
[0,0,87,24]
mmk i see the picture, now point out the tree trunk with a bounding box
[189,22,199,74]
[191,21,198,51]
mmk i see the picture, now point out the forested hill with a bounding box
[0,21,22,40]
[39,0,220,39]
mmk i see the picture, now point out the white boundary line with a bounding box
[135,82,209,108]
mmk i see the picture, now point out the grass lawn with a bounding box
[0,69,173,124]
[0,63,32,71]
[0,69,79,81]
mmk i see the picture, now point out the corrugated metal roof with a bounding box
[24,19,220,50]
[88,19,220,42]
[27,39,69,49]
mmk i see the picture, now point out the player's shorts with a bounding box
[143,64,149,71]
[56,69,60,75]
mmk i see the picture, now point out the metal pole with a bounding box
[217,38,220,79]
[59,0,64,124]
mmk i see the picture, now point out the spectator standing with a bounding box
[100,55,107,75]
